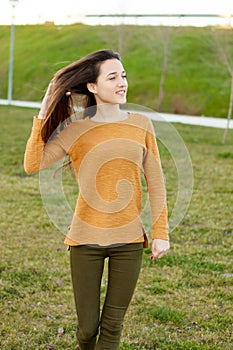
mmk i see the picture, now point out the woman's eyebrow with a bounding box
[107,71,126,77]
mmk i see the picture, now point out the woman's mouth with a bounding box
[115,89,126,96]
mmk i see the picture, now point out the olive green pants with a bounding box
[70,243,143,350]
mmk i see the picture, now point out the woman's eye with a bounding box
[109,75,127,81]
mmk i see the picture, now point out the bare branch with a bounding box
[157,28,173,111]
[143,27,174,111]
[222,75,233,143]
[215,33,233,75]
[213,28,233,143]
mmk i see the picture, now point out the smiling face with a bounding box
[87,59,128,105]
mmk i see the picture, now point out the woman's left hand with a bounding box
[151,239,170,260]
[38,81,54,119]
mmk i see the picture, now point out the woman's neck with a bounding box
[92,104,127,122]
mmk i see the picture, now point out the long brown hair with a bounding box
[41,49,121,143]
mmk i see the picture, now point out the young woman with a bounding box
[24,49,170,350]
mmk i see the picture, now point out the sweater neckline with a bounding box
[85,112,131,124]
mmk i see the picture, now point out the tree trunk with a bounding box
[157,28,172,112]
[157,41,169,112]
[222,74,233,144]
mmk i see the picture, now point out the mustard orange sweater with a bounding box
[24,113,169,247]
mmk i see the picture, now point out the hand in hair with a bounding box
[38,81,54,119]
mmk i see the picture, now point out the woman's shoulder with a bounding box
[128,112,152,129]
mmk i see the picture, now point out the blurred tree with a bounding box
[156,27,173,112]
[142,27,174,112]
[100,24,133,57]
[214,27,233,143]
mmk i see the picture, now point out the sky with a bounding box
[0,0,233,26]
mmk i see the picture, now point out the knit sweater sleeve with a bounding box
[24,117,66,174]
[143,118,169,241]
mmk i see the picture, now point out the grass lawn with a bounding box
[0,106,233,349]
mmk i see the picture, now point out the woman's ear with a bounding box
[87,83,97,94]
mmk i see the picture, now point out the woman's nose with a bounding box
[118,78,127,86]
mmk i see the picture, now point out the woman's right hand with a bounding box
[151,239,170,259]
[38,81,54,119]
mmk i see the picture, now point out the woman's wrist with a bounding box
[37,113,46,119]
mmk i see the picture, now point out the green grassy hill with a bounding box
[0,24,232,117]
[1,105,233,349]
